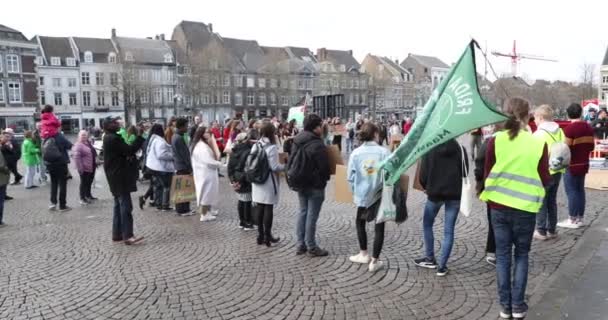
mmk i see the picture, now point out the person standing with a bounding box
[228,132,254,230]
[480,97,550,319]
[172,118,194,216]
[1,129,22,185]
[557,103,595,229]
[347,122,391,272]
[413,139,468,276]
[72,130,97,205]
[32,122,47,183]
[0,146,9,226]
[345,119,355,153]
[21,131,40,190]
[42,129,73,212]
[402,117,413,136]
[470,127,483,159]
[288,114,331,256]
[103,117,145,245]
[189,115,202,141]
[146,124,175,212]
[591,109,608,139]
[191,126,221,222]
[532,105,566,240]
[251,121,285,247]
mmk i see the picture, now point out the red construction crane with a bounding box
[491,40,557,77]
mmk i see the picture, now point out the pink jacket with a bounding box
[41,113,61,139]
[72,141,96,173]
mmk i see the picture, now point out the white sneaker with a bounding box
[557,219,580,229]
[199,215,217,222]
[349,253,371,264]
[48,204,57,211]
[368,260,384,273]
[210,209,219,216]
[533,230,548,241]
[576,219,586,227]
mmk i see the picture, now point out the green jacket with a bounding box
[21,138,40,166]
[0,151,10,186]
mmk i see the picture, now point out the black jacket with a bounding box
[592,118,608,139]
[46,133,73,166]
[103,130,144,196]
[420,139,468,202]
[290,130,330,189]
[172,133,192,173]
[228,142,252,193]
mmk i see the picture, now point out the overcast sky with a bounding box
[6,0,607,82]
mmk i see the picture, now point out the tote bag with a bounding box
[459,144,474,217]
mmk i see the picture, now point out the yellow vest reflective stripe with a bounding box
[480,130,546,213]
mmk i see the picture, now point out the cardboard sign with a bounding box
[585,169,608,191]
[412,161,425,192]
[170,175,196,204]
[278,152,288,164]
[334,165,353,203]
[327,145,344,175]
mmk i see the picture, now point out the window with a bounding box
[602,75,608,84]
[97,91,105,106]
[53,78,62,88]
[54,93,62,105]
[84,51,93,63]
[0,83,4,102]
[290,80,296,90]
[281,96,288,106]
[36,56,44,65]
[210,76,218,87]
[247,77,255,88]
[81,72,90,85]
[152,70,160,82]
[39,90,44,105]
[82,91,91,106]
[39,77,44,86]
[6,54,19,73]
[259,78,266,88]
[298,79,305,89]
[270,93,276,105]
[66,58,76,67]
[166,88,174,103]
[259,94,266,106]
[202,93,210,105]
[108,53,116,64]
[8,82,21,103]
[234,76,243,87]
[360,79,367,89]
[270,79,277,88]
[164,53,173,63]
[96,73,104,85]
[223,76,230,87]
[167,70,174,83]
[125,52,133,62]
[235,92,243,106]
[139,70,147,81]
[110,91,119,106]
[140,89,149,103]
[68,78,77,88]
[153,88,161,104]
[223,91,230,104]
[50,57,60,66]
[69,93,77,106]
[247,92,254,105]
[110,73,118,86]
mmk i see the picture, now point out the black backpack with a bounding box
[286,141,315,191]
[245,142,271,184]
[42,137,62,163]
[348,128,355,139]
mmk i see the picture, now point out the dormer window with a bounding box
[50,57,60,66]
[163,53,173,63]
[108,52,116,64]
[66,58,76,67]
[125,52,133,62]
[84,51,93,63]
[340,65,346,72]
[36,56,44,65]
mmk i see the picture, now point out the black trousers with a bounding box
[486,204,496,254]
[332,135,342,151]
[356,207,386,259]
[238,200,252,226]
[8,161,22,182]
[48,164,68,208]
[79,171,94,200]
[255,203,274,240]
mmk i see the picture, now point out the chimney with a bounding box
[208,23,213,33]
[317,48,327,61]
[111,28,116,38]
[160,34,165,40]
[155,35,160,40]
[348,50,353,56]
[395,59,399,65]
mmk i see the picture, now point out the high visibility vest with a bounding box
[480,130,546,213]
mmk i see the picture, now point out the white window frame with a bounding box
[140,89,149,104]
[36,56,44,65]
[68,78,77,88]
[96,72,104,85]
[603,75,608,85]
[52,78,61,88]
[270,93,276,105]
[125,52,134,62]
[259,78,266,88]
[270,79,278,88]
[108,53,117,64]
[235,92,242,106]
[110,73,118,86]
[152,70,161,82]
[111,91,119,106]
[164,53,173,63]
[69,93,77,106]
[223,76,230,87]
[97,91,105,106]
[247,92,254,105]
[66,58,76,67]
[0,54,3,72]
[39,90,45,105]
[234,76,243,87]
[81,72,90,85]
[281,96,288,106]
[82,91,91,106]
[223,90,230,104]
[7,82,21,103]
[84,51,93,63]
[259,94,266,106]
[6,54,19,73]
[0,83,4,102]
[247,77,255,88]
[153,88,162,104]
[50,57,61,66]
[202,93,210,105]
[166,88,174,104]
[54,93,62,106]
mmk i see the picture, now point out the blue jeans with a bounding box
[0,185,6,224]
[423,199,460,269]
[563,170,586,219]
[491,208,536,314]
[296,188,325,249]
[113,193,134,240]
[346,138,354,153]
[536,173,561,234]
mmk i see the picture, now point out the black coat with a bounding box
[103,131,144,196]
[420,139,468,202]
[227,142,252,193]
[171,133,192,173]
[290,130,330,190]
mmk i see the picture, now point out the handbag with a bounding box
[459,144,474,217]
[376,172,397,224]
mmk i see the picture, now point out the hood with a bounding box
[537,121,560,134]
[430,139,459,157]
[41,113,56,121]
[293,130,321,146]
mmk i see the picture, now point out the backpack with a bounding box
[541,129,571,171]
[348,128,355,139]
[245,142,271,184]
[286,141,315,191]
[42,137,62,163]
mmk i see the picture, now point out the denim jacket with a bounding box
[347,141,391,207]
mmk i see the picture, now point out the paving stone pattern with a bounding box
[0,166,603,320]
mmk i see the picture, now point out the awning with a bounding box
[0,107,36,117]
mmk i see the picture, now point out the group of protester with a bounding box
[583,107,608,138]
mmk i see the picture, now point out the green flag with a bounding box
[381,40,508,185]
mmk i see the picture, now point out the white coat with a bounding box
[251,138,285,205]
[191,141,221,207]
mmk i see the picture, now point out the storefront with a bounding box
[0,107,36,135]
[82,111,124,130]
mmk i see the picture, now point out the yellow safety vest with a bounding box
[480,130,546,213]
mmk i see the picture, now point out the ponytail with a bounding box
[502,97,530,140]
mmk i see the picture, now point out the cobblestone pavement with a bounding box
[0,164,604,320]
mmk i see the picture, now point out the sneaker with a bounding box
[238,223,244,229]
[179,211,195,217]
[5,195,13,200]
[59,206,72,212]
[161,207,174,212]
[199,215,217,222]
[557,219,580,229]
[547,232,559,239]
[512,311,527,319]
[576,219,586,227]
[414,257,438,269]
[499,309,512,319]
[533,230,548,241]
[87,197,99,202]
[368,260,384,273]
[349,253,371,264]
[243,224,255,231]
[486,256,497,267]
[79,199,90,206]
[211,209,219,216]
[48,204,57,211]
[296,246,307,255]
[25,186,38,189]
[308,247,329,257]
[436,266,449,276]
[138,196,145,210]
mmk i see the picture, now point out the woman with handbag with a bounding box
[227,132,254,230]
[146,124,175,212]
[347,122,391,273]
[72,130,98,204]
[413,138,468,277]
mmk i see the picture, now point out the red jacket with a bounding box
[564,121,595,176]
[40,112,61,139]
[210,127,224,151]
[403,122,413,135]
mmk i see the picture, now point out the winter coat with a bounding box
[103,131,144,196]
[21,138,40,166]
[420,139,468,202]
[227,141,252,194]
[40,112,61,139]
[591,118,608,139]
[172,132,192,173]
[43,133,73,166]
[251,138,285,205]
[290,131,330,190]
[347,141,391,207]
[72,141,96,174]
[0,151,10,186]
[191,141,221,206]
[146,134,175,173]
